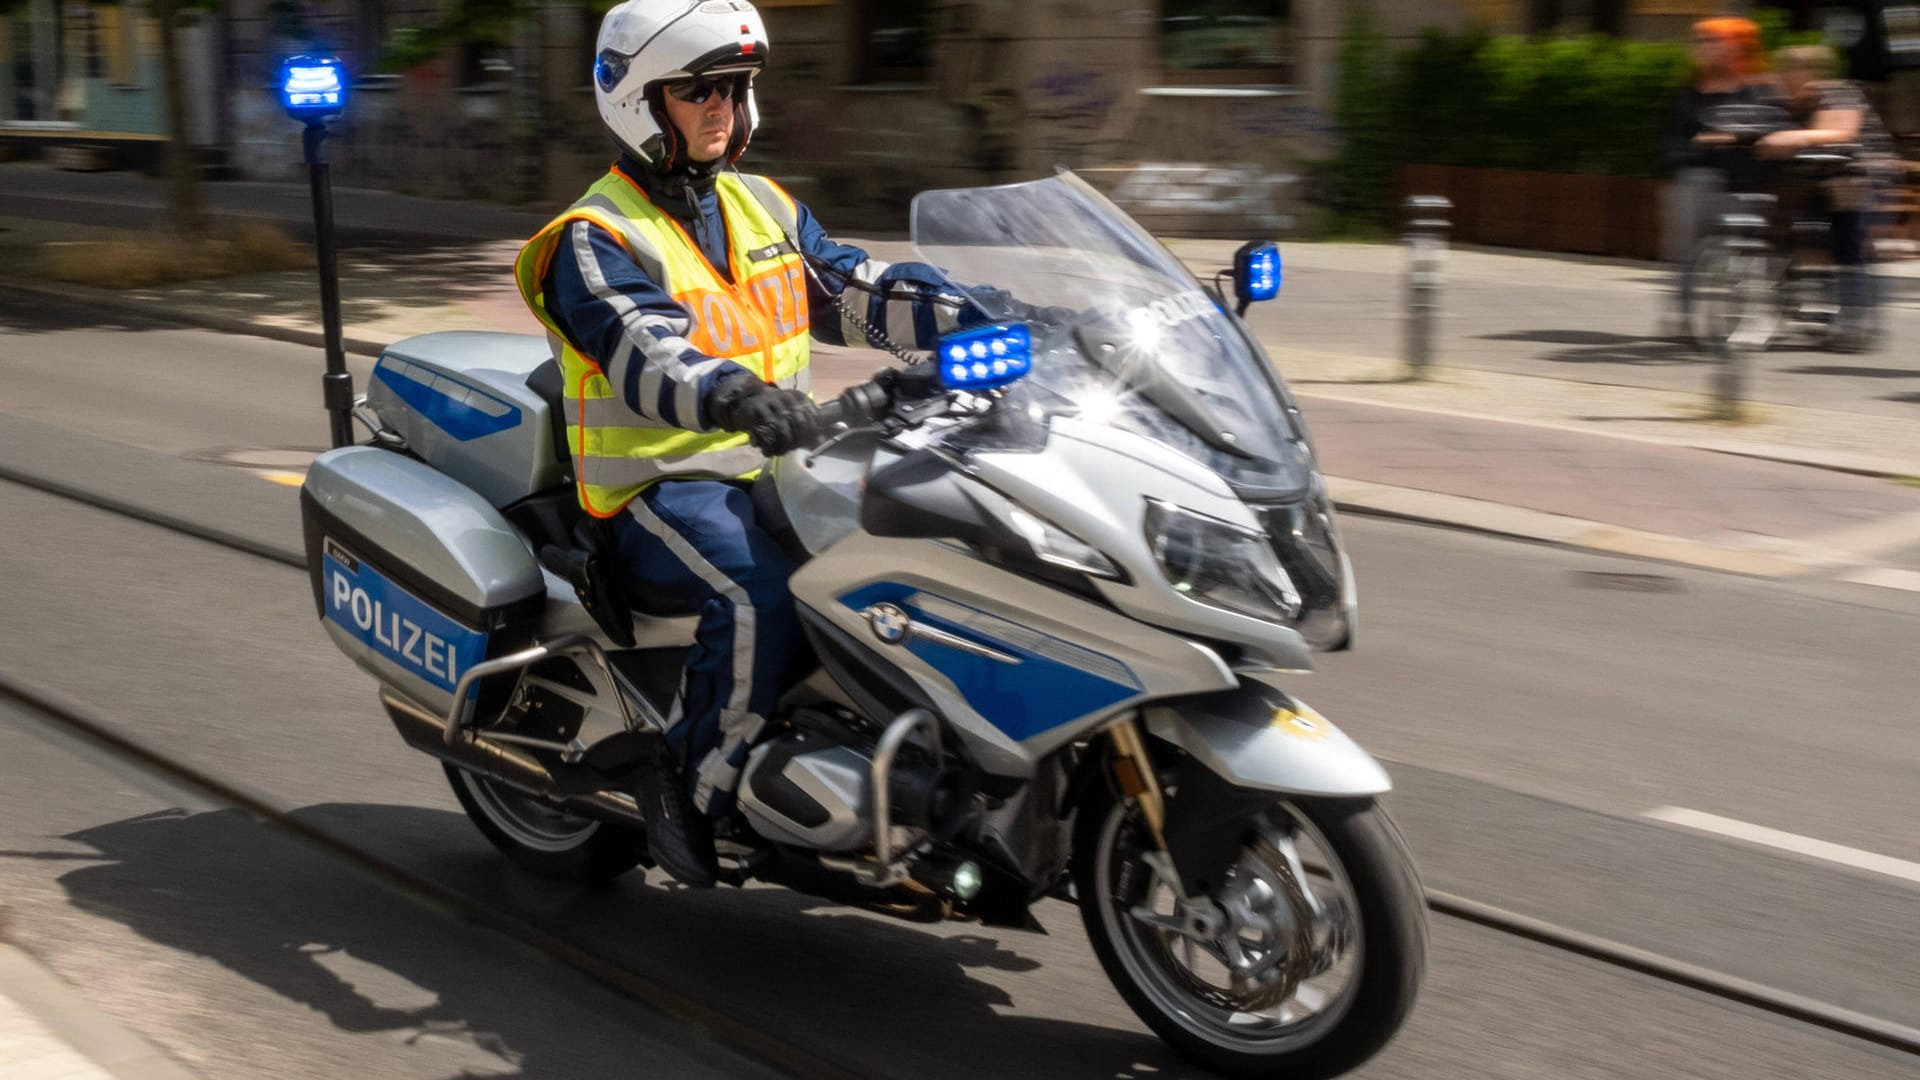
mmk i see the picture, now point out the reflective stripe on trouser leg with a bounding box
[624,494,759,813]
[615,480,801,817]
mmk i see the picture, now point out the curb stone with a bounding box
[1326,477,1851,579]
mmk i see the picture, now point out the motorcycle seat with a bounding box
[526,357,573,485]
[522,359,699,624]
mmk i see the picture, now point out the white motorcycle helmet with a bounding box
[594,0,769,169]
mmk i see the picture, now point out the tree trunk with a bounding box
[153,0,205,235]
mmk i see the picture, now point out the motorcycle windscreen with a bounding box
[909,172,1314,501]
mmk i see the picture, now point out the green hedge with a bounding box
[1329,8,1821,228]
[1392,32,1690,177]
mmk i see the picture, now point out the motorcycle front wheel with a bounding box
[1074,785,1427,1078]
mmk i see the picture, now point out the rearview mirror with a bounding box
[1231,240,1282,316]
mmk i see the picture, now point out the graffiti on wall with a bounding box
[1104,163,1300,234]
[231,80,519,200]
[1027,65,1126,165]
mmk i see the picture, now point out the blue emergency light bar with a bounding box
[936,323,1033,393]
[279,55,348,122]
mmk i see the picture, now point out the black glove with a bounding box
[707,375,820,456]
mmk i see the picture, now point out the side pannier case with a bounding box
[363,332,565,509]
[300,446,545,714]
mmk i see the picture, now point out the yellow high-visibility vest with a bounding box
[514,166,811,518]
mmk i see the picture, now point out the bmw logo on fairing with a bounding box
[864,603,910,644]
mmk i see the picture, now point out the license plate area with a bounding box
[321,537,488,694]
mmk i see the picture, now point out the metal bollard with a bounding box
[1712,336,1748,420]
[1403,196,1452,379]
[1707,194,1773,422]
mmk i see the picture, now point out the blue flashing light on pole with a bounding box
[935,323,1034,393]
[278,55,348,123]
[279,53,354,448]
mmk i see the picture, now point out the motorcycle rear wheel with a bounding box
[445,764,649,885]
[1074,784,1426,1078]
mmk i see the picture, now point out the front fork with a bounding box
[1107,716,1189,902]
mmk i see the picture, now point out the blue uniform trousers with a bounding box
[610,478,804,818]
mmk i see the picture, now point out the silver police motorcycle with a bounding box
[301,172,1426,1077]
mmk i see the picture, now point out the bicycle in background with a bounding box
[1686,103,1883,352]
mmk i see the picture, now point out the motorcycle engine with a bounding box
[736,713,973,853]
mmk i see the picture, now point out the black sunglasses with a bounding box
[665,76,743,105]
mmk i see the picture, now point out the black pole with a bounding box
[305,121,354,449]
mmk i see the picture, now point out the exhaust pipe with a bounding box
[379,689,646,830]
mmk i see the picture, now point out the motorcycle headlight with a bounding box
[1008,507,1120,579]
[1144,499,1301,623]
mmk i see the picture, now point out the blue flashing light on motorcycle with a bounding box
[935,323,1033,393]
[278,55,348,123]
[1232,240,1282,315]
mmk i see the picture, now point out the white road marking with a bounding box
[1839,566,1920,593]
[1644,807,1920,884]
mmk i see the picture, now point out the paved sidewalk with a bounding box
[8,166,1920,579]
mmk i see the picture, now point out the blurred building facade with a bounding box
[6,1,1909,233]
[0,0,223,170]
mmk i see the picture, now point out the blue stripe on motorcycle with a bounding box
[374,357,523,442]
[838,583,1141,742]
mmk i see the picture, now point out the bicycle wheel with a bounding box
[1687,238,1783,350]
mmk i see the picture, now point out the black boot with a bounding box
[634,761,717,888]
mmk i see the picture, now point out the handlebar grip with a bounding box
[804,378,896,449]
[825,380,894,427]
[804,362,948,447]
[812,397,849,432]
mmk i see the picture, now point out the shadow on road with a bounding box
[35,804,1210,1080]
[1479,329,1646,347]
[1783,364,1920,379]
[0,286,178,336]
[1290,375,1418,387]
[1476,329,1704,367]
[1572,414,1717,424]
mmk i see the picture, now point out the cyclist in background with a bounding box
[1758,45,1895,352]
[1660,17,1780,340]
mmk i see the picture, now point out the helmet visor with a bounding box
[664,73,747,104]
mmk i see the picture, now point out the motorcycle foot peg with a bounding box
[715,846,769,887]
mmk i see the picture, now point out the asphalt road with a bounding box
[2,310,1918,1078]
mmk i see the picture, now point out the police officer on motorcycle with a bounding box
[513,0,976,886]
